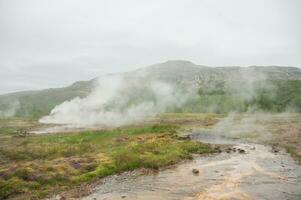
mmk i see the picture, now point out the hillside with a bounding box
[0,60,301,118]
[0,79,95,118]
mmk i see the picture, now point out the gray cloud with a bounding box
[0,0,300,94]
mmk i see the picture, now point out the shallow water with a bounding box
[82,132,301,200]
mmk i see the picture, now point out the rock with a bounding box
[226,147,235,153]
[214,146,222,153]
[178,135,191,140]
[121,195,127,198]
[192,169,199,174]
[238,149,246,154]
[272,146,279,153]
[16,129,29,137]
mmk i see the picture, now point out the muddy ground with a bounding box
[82,143,301,200]
[47,113,301,200]
[1,113,300,200]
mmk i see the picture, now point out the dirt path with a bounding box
[82,135,301,200]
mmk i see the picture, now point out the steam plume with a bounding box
[40,74,193,127]
[0,100,20,117]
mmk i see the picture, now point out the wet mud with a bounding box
[82,132,301,200]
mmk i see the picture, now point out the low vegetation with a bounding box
[1,113,300,199]
[266,113,301,163]
[179,80,301,113]
[0,120,218,199]
[1,80,300,119]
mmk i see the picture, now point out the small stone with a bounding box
[272,146,279,153]
[192,169,199,174]
[238,149,246,154]
[178,135,190,140]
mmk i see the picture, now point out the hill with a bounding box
[0,79,95,118]
[0,60,300,118]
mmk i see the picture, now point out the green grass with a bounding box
[0,124,217,199]
[178,80,301,113]
[1,80,300,119]
[285,146,301,164]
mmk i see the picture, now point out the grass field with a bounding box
[0,113,300,199]
[0,116,219,200]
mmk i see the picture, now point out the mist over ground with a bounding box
[40,74,195,127]
[36,61,301,128]
[0,60,300,126]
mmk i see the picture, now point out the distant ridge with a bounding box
[0,60,300,117]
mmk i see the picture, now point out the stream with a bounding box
[82,130,301,200]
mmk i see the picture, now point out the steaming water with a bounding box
[39,77,195,129]
[82,132,301,200]
[189,130,241,145]
[30,124,104,134]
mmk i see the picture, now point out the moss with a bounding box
[0,123,217,199]
[0,177,40,199]
[285,146,301,164]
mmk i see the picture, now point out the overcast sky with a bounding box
[0,0,300,94]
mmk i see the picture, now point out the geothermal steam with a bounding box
[0,100,20,117]
[40,75,193,127]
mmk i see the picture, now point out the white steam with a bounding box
[40,75,193,127]
[211,112,271,143]
[0,100,20,117]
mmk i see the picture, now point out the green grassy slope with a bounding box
[179,80,301,113]
[0,61,300,118]
[0,79,94,118]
